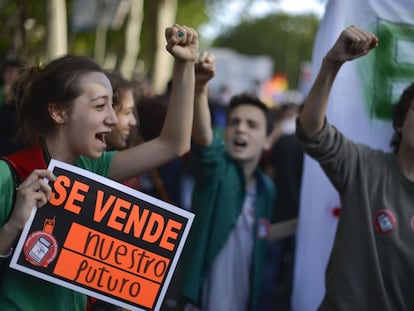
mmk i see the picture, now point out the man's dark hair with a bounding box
[226,93,275,136]
[390,82,414,154]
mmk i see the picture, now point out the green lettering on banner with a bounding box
[372,20,414,120]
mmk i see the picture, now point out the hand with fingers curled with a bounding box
[195,51,216,86]
[9,169,56,231]
[165,24,199,63]
[325,25,379,64]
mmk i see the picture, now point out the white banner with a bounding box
[293,1,414,310]
[207,47,274,101]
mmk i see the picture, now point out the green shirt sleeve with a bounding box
[0,160,15,226]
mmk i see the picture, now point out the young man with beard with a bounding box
[181,51,276,311]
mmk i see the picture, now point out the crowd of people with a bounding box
[0,23,198,311]
[0,22,414,311]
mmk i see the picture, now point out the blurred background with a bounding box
[0,0,326,101]
[0,1,328,310]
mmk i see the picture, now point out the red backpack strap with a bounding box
[1,145,47,180]
[0,145,48,279]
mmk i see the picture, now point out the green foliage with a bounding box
[212,13,320,88]
[176,0,208,26]
[0,0,47,62]
[68,0,126,64]
[139,0,209,77]
[69,32,96,56]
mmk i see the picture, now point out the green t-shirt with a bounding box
[0,151,116,311]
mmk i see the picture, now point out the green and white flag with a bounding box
[293,1,414,310]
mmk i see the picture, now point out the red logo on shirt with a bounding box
[374,210,396,234]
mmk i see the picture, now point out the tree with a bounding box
[143,0,178,94]
[0,0,215,92]
[212,12,320,89]
[139,0,209,93]
[0,0,47,64]
[118,0,144,79]
[47,0,67,60]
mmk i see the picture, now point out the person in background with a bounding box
[0,59,25,156]
[105,70,138,152]
[181,51,276,311]
[297,25,414,310]
[0,59,23,105]
[0,24,198,311]
[137,79,187,206]
[259,102,303,311]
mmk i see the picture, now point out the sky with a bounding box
[200,0,327,40]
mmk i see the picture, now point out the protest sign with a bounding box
[10,159,194,311]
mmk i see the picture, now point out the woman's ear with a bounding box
[48,102,67,124]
